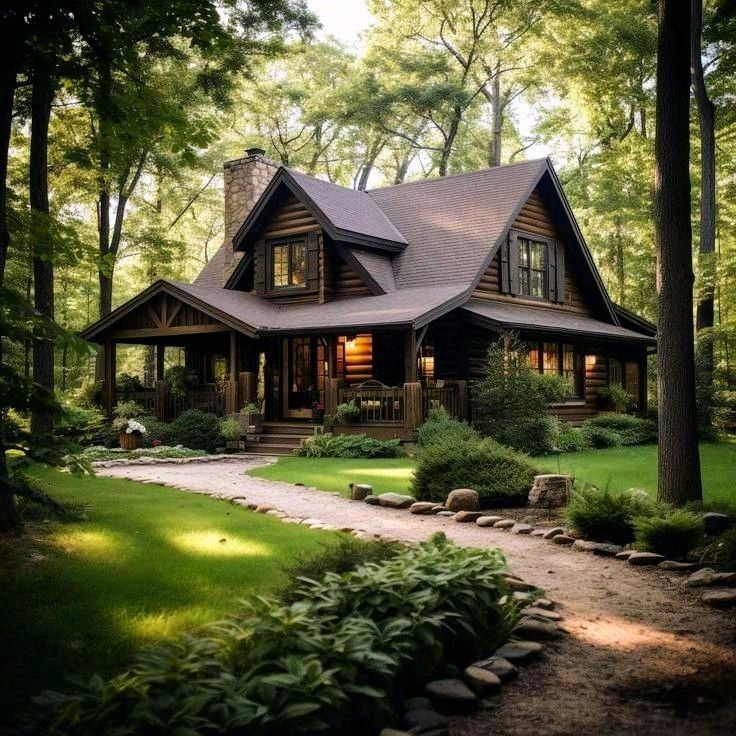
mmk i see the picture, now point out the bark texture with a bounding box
[654,0,703,504]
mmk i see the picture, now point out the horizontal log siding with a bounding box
[472,189,593,316]
[344,333,373,384]
[323,239,372,301]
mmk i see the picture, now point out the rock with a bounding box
[528,474,572,508]
[512,523,535,535]
[686,568,736,587]
[454,510,485,523]
[377,492,415,509]
[592,544,624,557]
[446,488,480,512]
[402,708,449,735]
[503,577,537,592]
[380,730,412,736]
[266,509,286,517]
[431,505,446,513]
[301,518,325,526]
[424,679,478,713]
[530,529,547,537]
[410,501,438,515]
[513,617,560,640]
[404,697,433,712]
[533,598,555,609]
[615,550,635,560]
[521,606,562,621]
[437,510,455,517]
[628,552,666,566]
[701,588,736,608]
[350,483,373,501]
[658,560,703,572]
[494,640,543,663]
[463,665,502,695]
[493,519,516,529]
[542,527,565,540]
[255,504,275,513]
[512,591,535,604]
[364,495,380,505]
[552,534,575,545]
[476,515,504,527]
[469,656,518,683]
[703,512,731,536]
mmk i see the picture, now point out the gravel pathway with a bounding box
[98,458,736,736]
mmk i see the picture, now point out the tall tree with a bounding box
[654,0,702,504]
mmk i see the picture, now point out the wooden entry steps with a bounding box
[243,421,317,456]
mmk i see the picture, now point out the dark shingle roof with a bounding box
[462,300,656,343]
[193,245,227,287]
[367,159,547,289]
[347,247,396,293]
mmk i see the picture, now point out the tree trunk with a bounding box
[691,0,716,424]
[654,0,702,505]
[438,107,462,177]
[614,216,625,305]
[490,73,502,167]
[29,58,55,438]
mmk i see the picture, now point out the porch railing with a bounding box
[422,385,459,418]
[116,383,232,422]
[339,386,405,424]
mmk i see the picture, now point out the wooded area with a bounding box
[2,0,736,522]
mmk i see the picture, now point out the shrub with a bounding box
[136,415,173,447]
[583,413,658,446]
[554,424,590,453]
[169,409,223,453]
[72,379,102,408]
[112,400,144,420]
[115,373,144,394]
[56,404,107,444]
[580,424,622,448]
[497,415,558,456]
[471,336,567,448]
[21,536,518,736]
[164,365,197,398]
[220,417,242,442]
[412,436,536,507]
[334,402,361,424]
[80,445,202,462]
[633,510,704,560]
[296,432,404,458]
[704,526,736,570]
[566,486,657,544]
[416,407,479,451]
[597,384,631,412]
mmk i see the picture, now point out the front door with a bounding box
[282,337,328,419]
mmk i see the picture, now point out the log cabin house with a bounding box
[83,149,656,453]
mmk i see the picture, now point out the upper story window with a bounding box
[271,238,307,289]
[518,238,547,298]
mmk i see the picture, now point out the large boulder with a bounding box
[349,483,373,501]
[703,512,731,536]
[445,488,480,512]
[424,679,478,713]
[528,474,572,508]
[377,492,415,509]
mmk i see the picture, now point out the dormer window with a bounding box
[518,237,547,298]
[271,238,307,288]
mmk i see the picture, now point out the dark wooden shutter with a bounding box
[500,237,510,293]
[508,232,520,295]
[554,240,566,303]
[306,230,320,292]
[547,241,558,302]
[253,239,266,293]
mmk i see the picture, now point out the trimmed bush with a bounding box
[705,525,736,570]
[334,402,361,424]
[497,415,558,456]
[169,409,223,453]
[582,413,657,446]
[580,424,622,448]
[554,425,590,453]
[416,407,479,451]
[633,511,704,560]
[296,432,404,458]
[21,536,518,736]
[566,486,657,544]
[411,436,537,507]
[136,415,174,447]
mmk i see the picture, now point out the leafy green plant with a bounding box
[20,536,519,736]
[566,486,658,544]
[115,373,144,394]
[80,445,203,462]
[136,415,173,447]
[334,402,361,424]
[633,510,704,560]
[112,401,144,420]
[554,424,590,453]
[56,404,107,444]
[497,415,558,455]
[583,413,657,446]
[241,401,261,413]
[296,433,404,458]
[220,417,242,442]
[411,435,536,507]
[704,526,736,570]
[597,384,631,412]
[416,407,479,451]
[169,409,223,453]
[164,365,198,398]
[580,424,622,448]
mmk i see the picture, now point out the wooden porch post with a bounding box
[638,353,648,414]
[227,331,239,414]
[239,371,257,405]
[156,345,165,381]
[404,381,423,435]
[103,339,116,416]
[404,329,418,383]
[154,380,167,421]
[455,380,469,420]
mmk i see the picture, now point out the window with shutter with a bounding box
[267,237,310,290]
[505,230,565,304]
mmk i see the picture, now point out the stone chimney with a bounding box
[221,148,279,286]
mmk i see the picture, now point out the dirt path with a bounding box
[98,458,736,736]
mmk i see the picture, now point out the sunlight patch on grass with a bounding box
[169,530,273,558]
[333,467,415,480]
[122,607,218,641]
[55,529,123,558]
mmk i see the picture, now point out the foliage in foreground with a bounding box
[80,446,203,462]
[296,433,404,458]
[704,525,736,570]
[416,408,479,452]
[633,510,704,560]
[19,534,518,736]
[565,486,658,544]
[412,435,537,507]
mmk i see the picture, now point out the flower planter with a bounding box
[119,431,139,450]
[233,411,262,434]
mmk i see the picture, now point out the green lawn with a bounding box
[0,467,337,719]
[249,439,736,506]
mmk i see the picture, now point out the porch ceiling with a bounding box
[461,299,657,345]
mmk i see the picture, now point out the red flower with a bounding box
[152,439,161,447]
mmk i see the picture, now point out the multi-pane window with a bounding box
[518,238,547,298]
[625,361,640,409]
[271,239,307,288]
[526,340,584,399]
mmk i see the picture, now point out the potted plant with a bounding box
[335,402,361,424]
[113,417,147,450]
[235,401,263,433]
[220,416,242,452]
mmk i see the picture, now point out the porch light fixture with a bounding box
[585,355,597,371]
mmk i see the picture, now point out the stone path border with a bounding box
[97,458,736,735]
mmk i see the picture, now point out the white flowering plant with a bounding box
[112,417,147,435]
